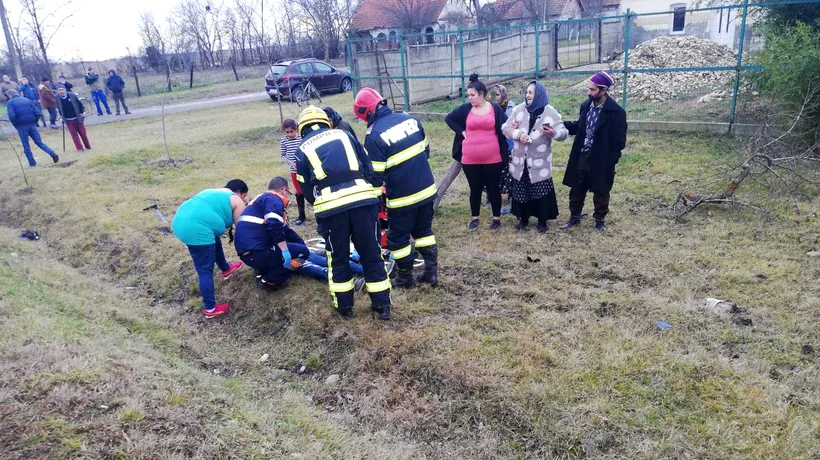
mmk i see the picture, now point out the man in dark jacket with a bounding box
[323,107,357,141]
[5,89,58,166]
[56,75,73,92]
[55,84,92,151]
[105,69,130,115]
[560,71,627,231]
[18,77,46,127]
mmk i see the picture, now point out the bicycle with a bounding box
[291,80,322,107]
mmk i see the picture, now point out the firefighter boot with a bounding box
[371,304,391,320]
[416,246,438,287]
[391,261,417,289]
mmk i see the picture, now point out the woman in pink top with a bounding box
[445,74,509,231]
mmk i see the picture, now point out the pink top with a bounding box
[462,109,501,165]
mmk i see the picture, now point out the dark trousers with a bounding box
[568,171,611,221]
[186,237,231,312]
[46,108,57,126]
[16,125,56,166]
[65,119,91,150]
[112,92,129,114]
[387,202,436,267]
[317,205,390,311]
[91,90,110,115]
[463,162,503,217]
[240,243,312,287]
[34,102,46,127]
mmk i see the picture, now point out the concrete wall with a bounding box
[353,26,556,105]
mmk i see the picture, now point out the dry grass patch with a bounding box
[0,98,817,458]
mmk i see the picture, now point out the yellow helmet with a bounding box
[298,105,331,134]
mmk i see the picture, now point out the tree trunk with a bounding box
[433,161,463,210]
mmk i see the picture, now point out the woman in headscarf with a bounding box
[501,81,568,233]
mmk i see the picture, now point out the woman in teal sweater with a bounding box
[172,179,249,318]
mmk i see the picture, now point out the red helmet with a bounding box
[353,87,386,122]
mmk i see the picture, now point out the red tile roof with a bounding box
[351,0,451,30]
[488,0,572,21]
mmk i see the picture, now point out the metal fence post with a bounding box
[729,0,750,130]
[534,21,541,79]
[621,9,632,110]
[459,28,465,104]
[399,31,410,111]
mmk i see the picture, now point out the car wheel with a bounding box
[340,78,352,93]
[291,87,306,102]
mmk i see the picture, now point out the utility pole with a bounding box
[0,0,22,79]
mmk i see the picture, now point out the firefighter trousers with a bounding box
[386,202,436,268]
[317,205,390,311]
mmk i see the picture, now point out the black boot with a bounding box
[416,246,438,286]
[560,215,582,229]
[337,306,355,319]
[371,304,391,320]
[295,194,306,225]
[391,262,417,288]
[595,219,608,231]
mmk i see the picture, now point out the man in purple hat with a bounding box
[560,71,627,231]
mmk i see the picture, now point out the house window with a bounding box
[425,27,435,44]
[388,31,398,49]
[671,4,686,33]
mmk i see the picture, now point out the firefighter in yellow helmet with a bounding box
[294,106,391,320]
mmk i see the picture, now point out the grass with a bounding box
[0,93,818,458]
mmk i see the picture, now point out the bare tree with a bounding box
[378,0,444,34]
[673,82,820,220]
[139,12,167,55]
[174,0,222,67]
[18,0,76,75]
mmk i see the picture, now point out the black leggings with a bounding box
[463,162,503,218]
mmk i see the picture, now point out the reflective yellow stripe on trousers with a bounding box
[366,279,391,293]
[414,235,436,248]
[325,250,354,293]
[392,245,412,260]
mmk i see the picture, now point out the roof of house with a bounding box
[351,0,451,30]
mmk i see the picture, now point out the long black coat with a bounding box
[563,96,627,193]
[445,102,509,164]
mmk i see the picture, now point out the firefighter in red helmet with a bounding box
[354,88,439,288]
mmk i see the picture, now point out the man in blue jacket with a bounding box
[234,176,365,290]
[5,89,59,167]
[105,69,130,115]
[84,67,111,116]
[18,77,46,127]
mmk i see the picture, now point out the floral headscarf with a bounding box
[493,84,509,110]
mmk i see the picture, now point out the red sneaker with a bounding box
[204,303,230,318]
[221,261,244,279]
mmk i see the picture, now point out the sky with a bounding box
[6,0,176,61]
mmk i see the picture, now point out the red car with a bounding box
[264,58,353,101]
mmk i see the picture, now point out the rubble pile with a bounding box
[610,36,737,103]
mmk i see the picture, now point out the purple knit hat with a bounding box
[590,71,614,89]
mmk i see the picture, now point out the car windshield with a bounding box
[265,65,288,80]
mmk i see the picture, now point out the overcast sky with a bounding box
[6,0,176,61]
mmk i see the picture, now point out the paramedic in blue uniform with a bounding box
[354,87,438,289]
[294,106,392,320]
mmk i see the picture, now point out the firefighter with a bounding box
[355,88,438,288]
[294,106,391,320]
